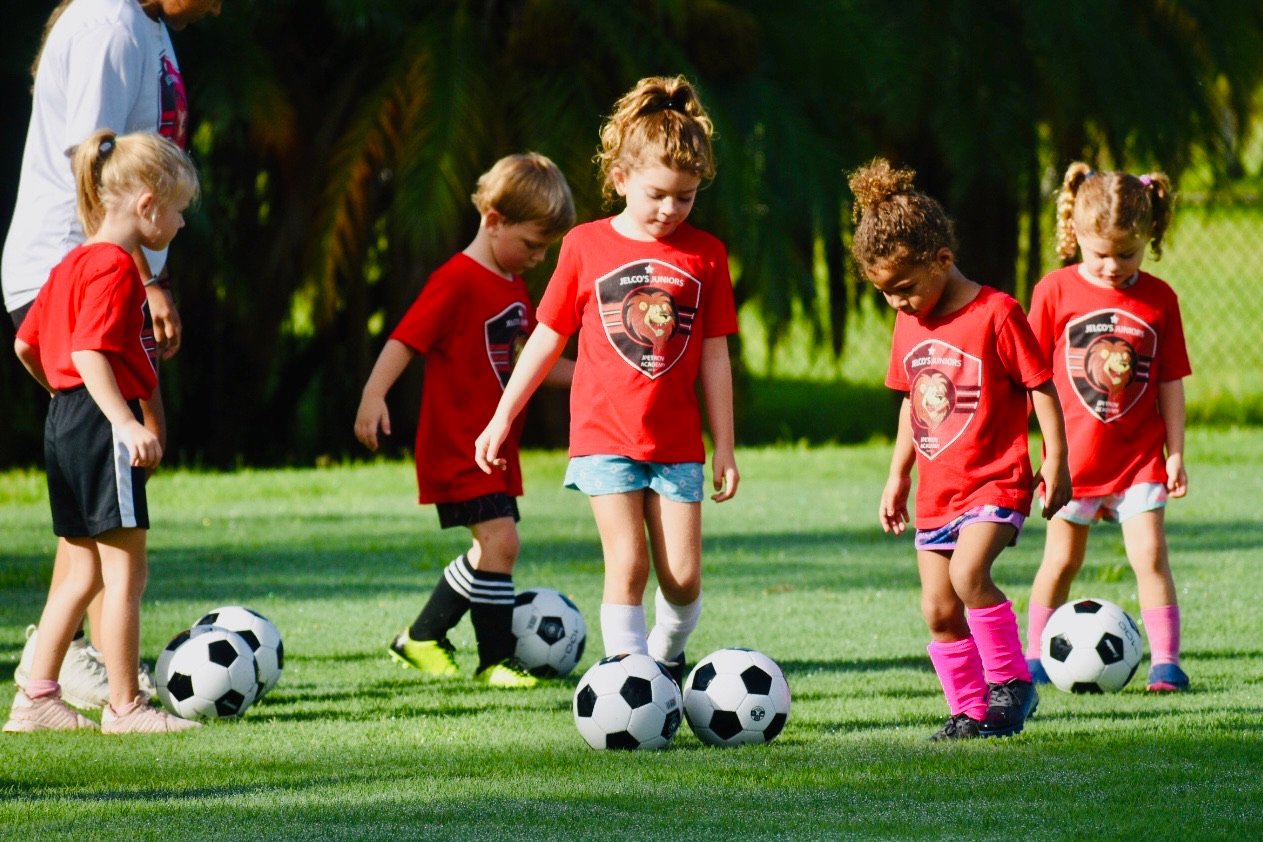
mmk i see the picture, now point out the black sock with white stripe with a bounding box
[408,554,474,642]
[468,569,516,671]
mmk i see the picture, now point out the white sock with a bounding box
[647,588,701,662]
[600,603,648,656]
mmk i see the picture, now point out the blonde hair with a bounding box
[71,129,200,236]
[471,152,575,240]
[1055,162,1175,262]
[848,158,957,269]
[596,75,716,203]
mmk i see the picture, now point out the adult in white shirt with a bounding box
[3,0,223,710]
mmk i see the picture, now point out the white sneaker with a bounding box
[85,642,158,699]
[3,691,99,733]
[15,625,111,711]
[101,695,201,734]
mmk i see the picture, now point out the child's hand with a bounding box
[474,419,509,473]
[711,450,740,502]
[879,474,911,535]
[353,395,390,451]
[1166,453,1188,498]
[1037,457,1073,518]
[123,419,162,469]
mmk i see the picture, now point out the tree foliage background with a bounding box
[2,0,1261,467]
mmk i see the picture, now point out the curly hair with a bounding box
[848,158,957,270]
[595,75,716,204]
[1055,162,1175,262]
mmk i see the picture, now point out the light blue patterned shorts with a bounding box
[564,455,704,503]
[1054,481,1168,525]
[915,505,1025,551]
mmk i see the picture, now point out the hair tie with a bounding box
[1139,175,1153,187]
[99,139,114,156]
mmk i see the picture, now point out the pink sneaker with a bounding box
[3,691,99,733]
[101,695,202,734]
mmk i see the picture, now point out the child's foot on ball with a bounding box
[389,633,458,676]
[1026,657,1050,685]
[475,659,539,689]
[2,691,99,733]
[980,678,1038,737]
[1146,662,1190,692]
[658,652,687,687]
[930,712,981,741]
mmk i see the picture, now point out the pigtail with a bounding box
[71,129,118,236]
[596,75,716,204]
[1140,172,1175,260]
[848,157,956,269]
[1056,162,1095,263]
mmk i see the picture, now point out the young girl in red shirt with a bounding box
[475,76,739,682]
[1025,164,1191,692]
[6,129,200,734]
[850,158,1072,739]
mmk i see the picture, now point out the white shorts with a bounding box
[1054,482,1167,525]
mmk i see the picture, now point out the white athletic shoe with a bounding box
[14,625,110,711]
[101,695,201,734]
[3,691,99,733]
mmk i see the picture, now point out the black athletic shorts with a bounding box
[10,301,32,331]
[46,388,149,537]
[436,493,519,529]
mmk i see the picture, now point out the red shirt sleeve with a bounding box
[701,243,738,338]
[995,299,1052,389]
[1158,290,1192,381]
[391,271,461,353]
[72,265,139,355]
[536,234,583,336]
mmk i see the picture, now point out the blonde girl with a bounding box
[1026,164,1190,692]
[6,129,200,734]
[475,76,739,681]
[850,158,1071,740]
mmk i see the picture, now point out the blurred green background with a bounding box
[2,1,1261,467]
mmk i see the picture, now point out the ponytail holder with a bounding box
[99,139,115,157]
[1139,175,1153,187]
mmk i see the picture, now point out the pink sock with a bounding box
[26,679,60,700]
[927,637,989,721]
[1026,602,1056,660]
[1142,604,1181,665]
[967,599,1032,684]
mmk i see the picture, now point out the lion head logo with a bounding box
[1084,337,1136,397]
[911,371,953,432]
[622,289,677,349]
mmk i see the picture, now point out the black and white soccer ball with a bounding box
[572,653,682,750]
[512,588,587,677]
[194,605,284,698]
[1040,598,1142,693]
[683,648,791,746]
[155,627,259,719]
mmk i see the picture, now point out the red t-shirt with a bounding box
[885,286,1052,527]
[17,242,156,400]
[536,219,739,463]
[391,253,534,504]
[1028,266,1191,497]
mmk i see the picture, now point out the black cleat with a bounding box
[980,678,1039,737]
[930,713,982,741]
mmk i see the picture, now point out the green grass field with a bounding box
[2,428,1262,840]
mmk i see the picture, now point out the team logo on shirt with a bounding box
[903,340,981,460]
[596,259,700,379]
[484,303,529,389]
[1064,309,1156,422]
[158,53,188,148]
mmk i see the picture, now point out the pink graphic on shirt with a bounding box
[903,339,982,460]
[1065,309,1156,422]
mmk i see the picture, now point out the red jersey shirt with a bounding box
[536,219,739,463]
[391,253,534,504]
[1028,266,1191,497]
[17,242,156,400]
[885,286,1052,527]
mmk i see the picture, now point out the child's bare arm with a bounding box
[354,339,416,451]
[700,336,739,502]
[14,338,53,394]
[1030,381,1071,517]
[880,397,915,534]
[1158,379,1188,497]
[476,325,567,473]
[70,349,161,468]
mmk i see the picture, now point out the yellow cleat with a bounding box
[388,634,459,676]
[475,659,540,689]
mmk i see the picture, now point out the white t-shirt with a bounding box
[2,0,187,314]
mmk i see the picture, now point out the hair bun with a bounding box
[848,158,917,220]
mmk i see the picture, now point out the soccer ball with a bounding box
[155,627,259,719]
[194,605,284,697]
[512,588,587,677]
[572,653,682,750]
[1040,598,1143,693]
[683,648,791,746]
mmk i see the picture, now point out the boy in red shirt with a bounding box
[354,153,574,688]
